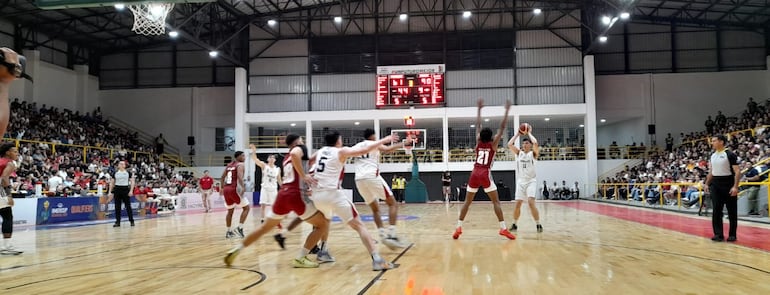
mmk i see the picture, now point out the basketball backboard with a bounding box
[390,129,427,150]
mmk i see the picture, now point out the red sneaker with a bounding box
[499,229,516,240]
[452,227,462,239]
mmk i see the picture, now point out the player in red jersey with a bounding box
[198,170,214,213]
[225,134,331,268]
[0,143,21,254]
[221,151,250,239]
[453,99,516,240]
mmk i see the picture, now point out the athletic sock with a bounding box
[298,248,310,259]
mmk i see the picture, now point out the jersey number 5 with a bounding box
[316,157,328,172]
[476,150,490,165]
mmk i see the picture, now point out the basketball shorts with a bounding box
[355,176,394,204]
[223,187,249,209]
[268,187,317,221]
[312,189,359,223]
[260,187,278,205]
[515,180,537,200]
[467,169,497,193]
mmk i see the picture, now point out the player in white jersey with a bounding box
[310,131,398,271]
[249,145,282,223]
[353,129,411,250]
[506,127,543,233]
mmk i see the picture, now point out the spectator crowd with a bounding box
[599,97,770,214]
[5,98,200,197]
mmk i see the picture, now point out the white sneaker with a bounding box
[316,250,336,263]
[382,237,408,250]
[0,245,23,255]
[372,258,395,271]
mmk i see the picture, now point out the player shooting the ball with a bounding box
[507,122,543,233]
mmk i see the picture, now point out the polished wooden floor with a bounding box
[2,201,770,294]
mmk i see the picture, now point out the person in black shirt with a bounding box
[747,97,758,115]
[442,171,452,202]
[705,116,715,134]
[705,135,741,242]
[665,133,674,152]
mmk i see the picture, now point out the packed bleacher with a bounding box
[5,98,198,196]
[599,97,770,215]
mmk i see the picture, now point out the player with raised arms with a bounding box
[507,123,543,233]
[453,99,516,240]
[248,145,282,224]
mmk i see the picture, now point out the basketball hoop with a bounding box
[128,3,175,36]
[404,142,413,156]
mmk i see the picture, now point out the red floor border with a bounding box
[557,201,770,252]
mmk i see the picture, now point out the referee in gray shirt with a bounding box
[705,135,741,242]
[109,161,135,227]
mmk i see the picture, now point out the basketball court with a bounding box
[2,201,768,294]
[3,0,770,294]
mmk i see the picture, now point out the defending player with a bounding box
[507,125,543,233]
[225,134,332,268]
[353,128,411,250]
[453,99,515,240]
[311,131,398,270]
[221,151,250,239]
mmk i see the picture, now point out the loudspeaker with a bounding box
[648,124,656,135]
[188,136,196,145]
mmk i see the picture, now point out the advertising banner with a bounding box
[37,197,100,224]
[11,198,37,226]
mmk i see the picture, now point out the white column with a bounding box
[305,120,313,155]
[512,114,520,147]
[234,68,248,153]
[442,114,449,166]
[374,118,381,139]
[584,56,599,186]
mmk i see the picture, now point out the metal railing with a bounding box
[589,181,769,219]
[678,126,769,148]
[1,138,190,168]
[2,138,155,163]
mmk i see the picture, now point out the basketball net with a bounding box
[129,3,175,36]
[404,137,415,159]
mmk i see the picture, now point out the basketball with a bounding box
[519,123,531,134]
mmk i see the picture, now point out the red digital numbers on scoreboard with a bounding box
[376,72,445,108]
[376,75,388,106]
